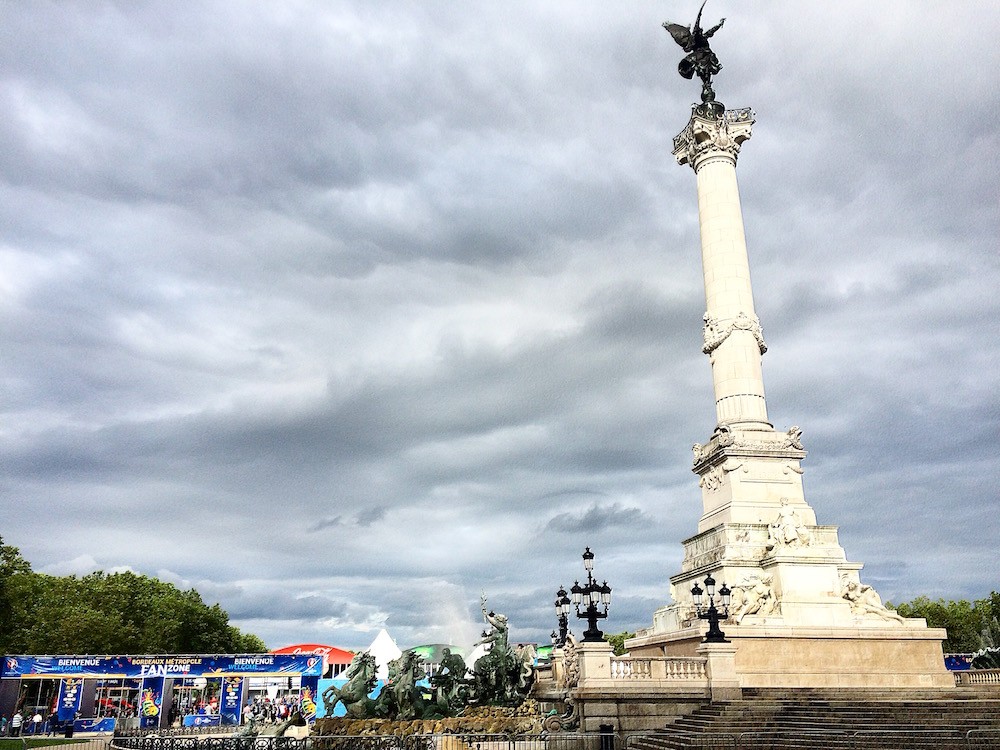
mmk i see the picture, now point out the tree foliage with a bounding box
[890,592,1000,653]
[0,536,267,654]
[603,630,635,656]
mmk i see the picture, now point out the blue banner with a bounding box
[299,676,319,722]
[139,677,164,729]
[183,715,221,728]
[2,654,323,679]
[74,717,116,733]
[219,676,244,726]
[57,677,84,722]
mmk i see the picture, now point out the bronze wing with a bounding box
[662,22,692,51]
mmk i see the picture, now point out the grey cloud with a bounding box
[2,1,998,649]
[545,503,653,534]
[355,506,387,527]
[308,517,344,533]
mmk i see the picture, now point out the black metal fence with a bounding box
[626,727,1000,748]
[109,734,608,750]
[114,726,241,738]
[102,727,1000,750]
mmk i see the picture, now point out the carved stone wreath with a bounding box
[703,311,767,356]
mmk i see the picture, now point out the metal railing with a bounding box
[109,733,613,750]
[115,726,241,738]
[2,740,110,750]
[626,727,1000,748]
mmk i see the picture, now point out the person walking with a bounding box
[31,711,42,735]
[10,711,23,736]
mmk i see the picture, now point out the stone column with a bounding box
[695,641,741,702]
[674,108,770,432]
[576,640,614,683]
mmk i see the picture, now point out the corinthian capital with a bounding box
[673,107,754,171]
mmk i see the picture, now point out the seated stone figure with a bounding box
[841,578,905,624]
[729,574,779,622]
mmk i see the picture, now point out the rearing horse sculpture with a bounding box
[321,651,378,719]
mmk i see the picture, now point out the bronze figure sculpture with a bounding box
[663,1,726,113]
[320,595,536,722]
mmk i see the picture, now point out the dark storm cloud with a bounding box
[1,1,998,649]
[308,517,343,533]
[355,507,387,527]
[545,503,652,534]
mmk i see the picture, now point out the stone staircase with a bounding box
[627,691,1000,748]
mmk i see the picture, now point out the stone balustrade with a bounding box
[610,656,707,681]
[955,668,1000,686]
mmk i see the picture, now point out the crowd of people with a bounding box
[0,709,61,736]
[1,692,308,734]
[241,696,304,724]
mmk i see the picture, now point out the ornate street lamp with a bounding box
[554,585,571,646]
[572,547,613,642]
[691,573,732,643]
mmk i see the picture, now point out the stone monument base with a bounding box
[313,701,545,737]
[627,623,954,690]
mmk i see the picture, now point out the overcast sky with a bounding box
[2,1,999,653]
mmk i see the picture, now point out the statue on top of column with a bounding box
[663,1,726,114]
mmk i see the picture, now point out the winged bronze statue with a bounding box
[663,1,726,108]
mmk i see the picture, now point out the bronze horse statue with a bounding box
[321,651,378,719]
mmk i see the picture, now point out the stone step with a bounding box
[642,696,1000,749]
[678,708,1000,722]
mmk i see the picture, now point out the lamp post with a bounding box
[554,585,571,646]
[571,547,612,642]
[691,573,732,643]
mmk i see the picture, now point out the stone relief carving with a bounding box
[699,465,724,491]
[542,695,579,732]
[694,424,805,467]
[560,633,580,689]
[702,311,767,356]
[729,574,780,622]
[723,459,745,474]
[840,578,905,624]
[692,442,710,463]
[766,498,813,549]
[679,603,698,628]
[785,426,804,450]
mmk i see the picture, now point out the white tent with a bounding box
[366,628,402,681]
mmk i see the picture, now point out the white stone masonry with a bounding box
[674,108,769,431]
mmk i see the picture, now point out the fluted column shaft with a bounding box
[674,108,770,430]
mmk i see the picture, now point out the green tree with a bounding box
[0,538,267,654]
[890,593,1000,653]
[603,630,635,656]
[0,536,34,653]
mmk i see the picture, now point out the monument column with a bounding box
[625,8,952,694]
[671,107,809,533]
[674,108,769,432]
